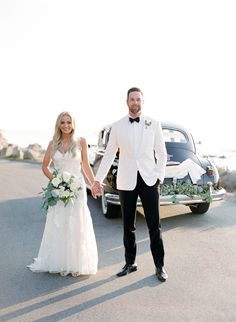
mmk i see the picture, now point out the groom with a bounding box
[92,87,168,282]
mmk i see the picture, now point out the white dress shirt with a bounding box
[129,115,143,157]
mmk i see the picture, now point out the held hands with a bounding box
[91,181,103,199]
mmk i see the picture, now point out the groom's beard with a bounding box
[128,104,141,116]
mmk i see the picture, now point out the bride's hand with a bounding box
[91,181,103,199]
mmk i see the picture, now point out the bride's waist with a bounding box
[55,167,82,177]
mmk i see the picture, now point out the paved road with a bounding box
[0,158,236,322]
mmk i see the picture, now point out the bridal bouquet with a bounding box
[41,169,82,215]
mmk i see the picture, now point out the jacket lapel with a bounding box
[119,116,135,154]
[136,119,145,157]
[137,116,152,157]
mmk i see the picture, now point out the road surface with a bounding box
[0,158,236,322]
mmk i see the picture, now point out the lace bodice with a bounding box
[53,149,82,178]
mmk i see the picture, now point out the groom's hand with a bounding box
[91,181,103,199]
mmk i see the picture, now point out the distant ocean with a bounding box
[3,129,236,171]
[196,144,236,171]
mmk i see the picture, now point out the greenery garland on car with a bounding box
[108,166,221,205]
[160,180,214,204]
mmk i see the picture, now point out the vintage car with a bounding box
[88,122,225,218]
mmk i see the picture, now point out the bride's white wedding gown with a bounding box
[28,147,98,275]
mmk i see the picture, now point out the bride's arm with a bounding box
[42,141,53,180]
[80,137,95,186]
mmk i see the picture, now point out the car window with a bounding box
[162,128,188,143]
[98,129,110,148]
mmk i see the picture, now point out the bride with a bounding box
[28,111,98,276]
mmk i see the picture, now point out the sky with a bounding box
[0,0,235,155]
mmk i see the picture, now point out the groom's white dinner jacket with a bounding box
[95,115,167,191]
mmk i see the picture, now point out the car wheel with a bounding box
[101,192,121,218]
[189,202,210,214]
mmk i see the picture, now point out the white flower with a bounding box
[70,181,80,192]
[62,171,71,183]
[41,169,82,215]
[60,190,70,198]
[51,177,61,187]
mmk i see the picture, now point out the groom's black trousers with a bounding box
[118,172,164,268]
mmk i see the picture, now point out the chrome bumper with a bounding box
[104,187,226,207]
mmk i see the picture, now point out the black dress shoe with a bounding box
[155,266,168,282]
[117,264,137,277]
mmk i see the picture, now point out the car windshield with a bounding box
[99,126,190,148]
[162,128,188,143]
[98,129,110,148]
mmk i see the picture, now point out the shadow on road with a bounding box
[0,273,160,322]
[0,194,235,318]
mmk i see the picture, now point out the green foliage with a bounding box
[40,169,82,215]
[160,180,214,204]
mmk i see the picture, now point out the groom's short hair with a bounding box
[127,87,143,99]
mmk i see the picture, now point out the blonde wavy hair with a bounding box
[51,111,79,158]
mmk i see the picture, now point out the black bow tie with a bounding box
[129,117,140,123]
